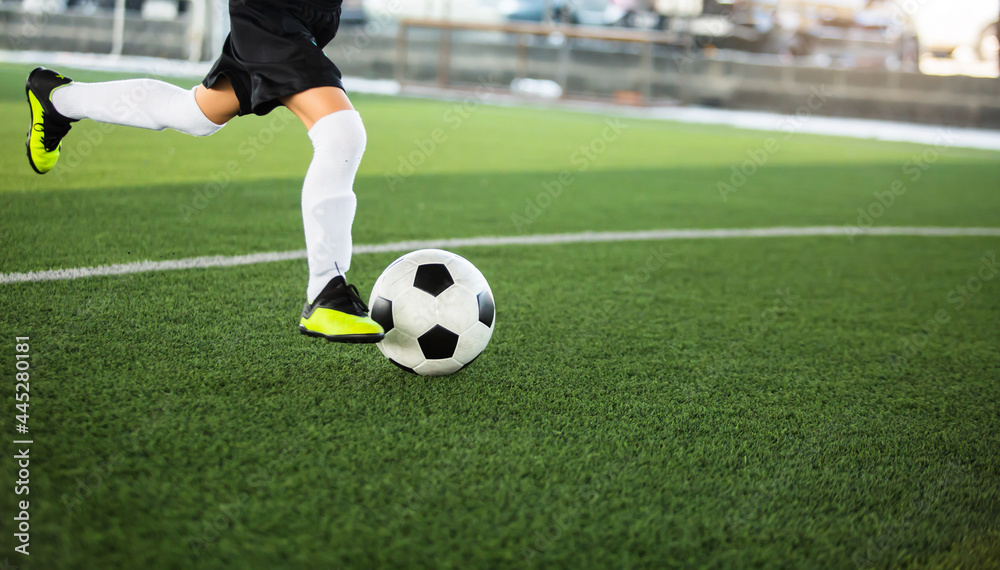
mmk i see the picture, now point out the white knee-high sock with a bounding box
[303,110,367,302]
[51,79,223,136]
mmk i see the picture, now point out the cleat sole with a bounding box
[299,325,384,344]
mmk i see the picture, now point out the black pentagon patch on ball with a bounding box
[417,325,459,359]
[477,290,495,328]
[370,296,393,333]
[413,264,454,297]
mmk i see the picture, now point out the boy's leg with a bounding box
[51,75,232,134]
[25,67,237,174]
[282,87,383,343]
[283,86,359,301]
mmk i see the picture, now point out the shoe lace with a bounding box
[344,283,370,313]
[35,112,71,152]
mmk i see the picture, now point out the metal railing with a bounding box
[395,18,688,102]
[6,0,217,62]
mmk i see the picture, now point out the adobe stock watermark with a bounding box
[384,75,497,191]
[185,437,304,556]
[61,398,172,514]
[587,245,673,332]
[614,245,673,298]
[843,129,956,242]
[390,409,519,521]
[511,117,628,231]
[9,0,61,50]
[888,252,997,369]
[62,371,175,515]
[179,111,296,222]
[853,463,965,569]
[718,85,831,202]
[881,0,933,39]
[679,287,798,403]
[521,456,636,564]
[699,287,799,383]
[53,75,180,180]
[667,9,734,73]
[338,0,401,62]
[727,420,839,530]
[392,463,461,521]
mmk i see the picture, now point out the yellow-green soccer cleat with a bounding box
[299,276,385,343]
[25,67,77,175]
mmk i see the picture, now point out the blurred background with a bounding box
[2,0,998,127]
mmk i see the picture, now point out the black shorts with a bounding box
[203,1,344,117]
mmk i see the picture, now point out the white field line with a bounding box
[2,226,999,285]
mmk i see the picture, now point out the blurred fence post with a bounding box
[641,38,654,104]
[557,31,571,95]
[676,38,689,104]
[110,0,125,57]
[438,27,451,87]
[516,33,529,80]
[188,0,206,62]
[395,20,408,87]
[210,0,229,64]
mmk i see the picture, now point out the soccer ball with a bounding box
[368,249,495,376]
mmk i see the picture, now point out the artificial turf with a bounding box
[0,63,998,569]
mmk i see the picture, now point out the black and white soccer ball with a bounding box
[368,249,495,376]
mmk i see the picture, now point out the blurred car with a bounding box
[341,0,366,24]
[498,0,621,26]
[981,22,999,60]
[720,0,920,70]
[499,0,704,28]
[362,0,507,23]
[913,0,998,60]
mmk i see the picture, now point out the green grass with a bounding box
[1,63,999,569]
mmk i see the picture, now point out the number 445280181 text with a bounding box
[15,338,30,433]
